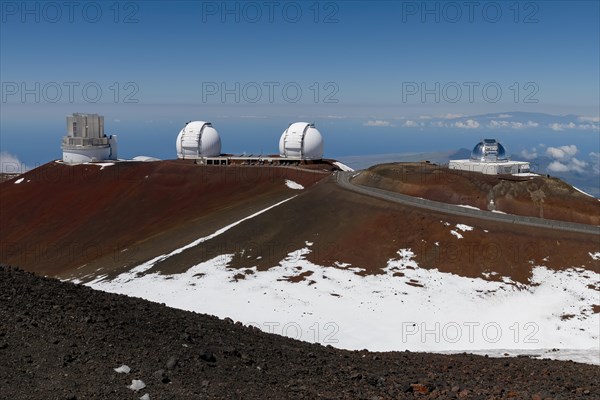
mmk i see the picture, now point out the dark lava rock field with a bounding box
[0,266,597,399]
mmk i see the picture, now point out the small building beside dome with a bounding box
[279,122,324,160]
[176,121,222,159]
[449,139,530,175]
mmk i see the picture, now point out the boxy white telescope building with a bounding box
[61,113,117,163]
[449,139,530,175]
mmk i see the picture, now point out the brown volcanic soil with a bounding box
[1,266,598,400]
[87,175,598,285]
[1,161,598,285]
[0,161,327,277]
[353,163,600,226]
[0,173,21,184]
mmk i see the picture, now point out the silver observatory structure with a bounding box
[61,113,118,163]
[449,139,530,175]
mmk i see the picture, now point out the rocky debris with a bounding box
[128,380,146,391]
[114,365,131,374]
[165,356,178,370]
[0,265,598,399]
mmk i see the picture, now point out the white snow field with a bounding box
[84,202,600,365]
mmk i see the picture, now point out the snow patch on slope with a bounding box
[88,196,297,283]
[285,180,304,190]
[573,186,595,198]
[88,245,600,365]
[455,224,473,232]
[333,161,354,172]
[450,224,474,239]
[96,162,115,170]
[457,204,479,210]
[450,230,463,239]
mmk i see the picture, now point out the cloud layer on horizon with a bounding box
[363,113,599,132]
[0,151,30,174]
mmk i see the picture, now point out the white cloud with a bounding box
[453,119,480,129]
[549,122,599,131]
[488,120,539,129]
[549,122,576,131]
[430,121,447,128]
[548,159,587,174]
[546,145,578,160]
[403,120,420,128]
[547,161,570,173]
[497,114,512,119]
[577,123,600,131]
[418,115,432,120]
[488,120,508,128]
[589,152,600,174]
[364,120,395,127]
[570,158,588,172]
[544,145,591,174]
[0,152,29,174]
[441,113,463,119]
[549,123,562,131]
[578,116,600,123]
[520,148,538,160]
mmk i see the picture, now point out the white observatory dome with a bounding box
[279,122,324,160]
[176,121,221,159]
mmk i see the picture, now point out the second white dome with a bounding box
[176,121,222,159]
[279,122,324,160]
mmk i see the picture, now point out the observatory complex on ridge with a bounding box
[61,113,118,163]
[175,121,324,165]
[449,139,530,175]
[57,114,529,177]
[58,114,326,166]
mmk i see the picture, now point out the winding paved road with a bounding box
[335,171,600,236]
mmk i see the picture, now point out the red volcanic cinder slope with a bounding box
[0,160,328,276]
[2,160,598,285]
[354,162,600,225]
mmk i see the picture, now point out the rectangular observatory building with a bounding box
[61,113,118,163]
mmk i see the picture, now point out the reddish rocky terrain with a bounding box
[1,161,598,284]
[0,173,21,184]
[353,163,600,226]
[1,161,599,398]
[1,266,598,400]
[0,160,328,276]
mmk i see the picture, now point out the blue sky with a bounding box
[1,1,599,169]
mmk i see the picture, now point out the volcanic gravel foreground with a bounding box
[1,266,598,400]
